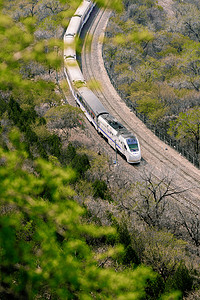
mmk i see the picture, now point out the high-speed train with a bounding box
[64,0,141,163]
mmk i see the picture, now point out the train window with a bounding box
[124,145,127,150]
[126,138,139,152]
[77,94,84,104]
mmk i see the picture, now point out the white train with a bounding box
[64,0,141,163]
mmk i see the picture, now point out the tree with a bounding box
[0,1,63,103]
[164,263,193,296]
[179,207,200,249]
[92,179,111,200]
[168,107,200,156]
[134,168,185,228]
[142,228,188,282]
[173,3,200,42]
[177,41,200,91]
[136,94,166,124]
[45,104,85,140]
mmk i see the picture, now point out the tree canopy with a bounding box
[168,107,200,155]
[103,0,200,162]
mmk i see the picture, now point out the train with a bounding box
[63,0,141,164]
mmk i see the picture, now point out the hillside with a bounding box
[0,0,200,299]
[103,0,200,167]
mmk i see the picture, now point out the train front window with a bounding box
[126,138,139,152]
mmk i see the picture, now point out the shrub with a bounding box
[121,244,141,266]
[92,179,108,199]
[71,153,90,177]
[65,143,90,179]
[165,263,193,295]
[145,274,165,300]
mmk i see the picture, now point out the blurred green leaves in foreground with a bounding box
[0,130,160,299]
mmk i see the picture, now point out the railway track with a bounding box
[80,7,200,211]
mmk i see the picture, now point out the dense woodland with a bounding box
[0,0,200,299]
[103,0,200,164]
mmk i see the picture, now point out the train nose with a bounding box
[127,152,141,163]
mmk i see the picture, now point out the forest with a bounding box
[0,0,200,299]
[103,0,200,167]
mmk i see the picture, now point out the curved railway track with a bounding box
[80,7,200,211]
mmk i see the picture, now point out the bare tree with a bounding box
[179,207,200,249]
[29,0,39,17]
[134,168,186,228]
[42,0,62,15]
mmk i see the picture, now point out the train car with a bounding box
[65,16,82,37]
[64,59,85,83]
[76,86,108,127]
[64,58,85,98]
[64,34,76,60]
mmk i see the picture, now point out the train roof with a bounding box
[64,34,75,45]
[101,114,136,138]
[64,46,76,60]
[64,59,85,83]
[65,16,81,37]
[64,35,76,59]
[64,49,76,60]
[74,0,92,17]
[77,86,108,117]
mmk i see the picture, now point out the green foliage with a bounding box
[164,263,193,296]
[112,29,154,46]
[121,244,141,266]
[92,179,111,200]
[0,136,159,299]
[65,143,90,179]
[168,107,200,155]
[136,95,166,124]
[110,218,141,266]
[160,291,182,300]
[65,142,76,161]
[7,97,62,159]
[142,229,188,282]
[71,152,90,178]
[10,80,62,107]
[0,12,33,91]
[145,274,165,300]
[115,220,132,248]
[95,0,124,12]
[0,97,7,116]
[45,134,62,157]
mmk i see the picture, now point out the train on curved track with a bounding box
[63,0,141,164]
